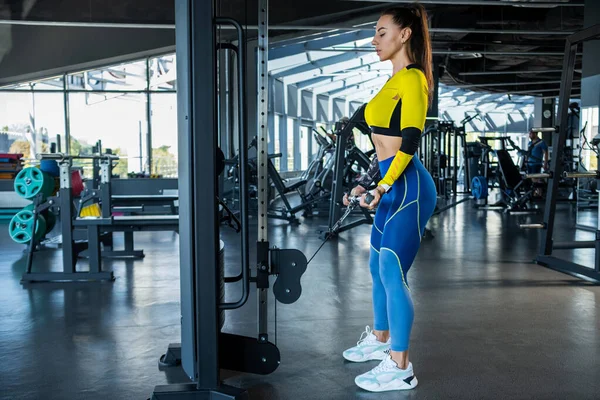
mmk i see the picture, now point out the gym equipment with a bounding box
[39,159,60,177]
[8,205,47,244]
[301,129,334,183]
[321,105,374,239]
[14,167,56,200]
[308,192,375,264]
[471,176,488,200]
[151,5,308,399]
[470,137,544,213]
[242,137,329,223]
[21,154,118,282]
[520,24,600,282]
[71,170,85,197]
[18,153,179,282]
[7,203,56,243]
[419,118,470,198]
[302,130,335,198]
[44,208,56,234]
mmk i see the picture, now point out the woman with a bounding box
[341,3,437,392]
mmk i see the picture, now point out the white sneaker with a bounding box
[342,326,391,363]
[355,355,418,392]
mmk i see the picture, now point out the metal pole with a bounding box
[30,86,37,159]
[63,74,71,154]
[453,125,458,193]
[224,49,232,158]
[146,58,153,174]
[594,177,600,273]
[256,0,270,343]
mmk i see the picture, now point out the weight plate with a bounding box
[8,208,47,244]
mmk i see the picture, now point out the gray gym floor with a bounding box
[1,200,599,400]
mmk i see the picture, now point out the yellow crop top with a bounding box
[364,64,428,191]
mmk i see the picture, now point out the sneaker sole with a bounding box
[355,376,418,392]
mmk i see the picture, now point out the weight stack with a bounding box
[219,240,225,329]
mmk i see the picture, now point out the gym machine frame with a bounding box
[521,24,600,282]
[151,1,307,398]
[419,120,469,197]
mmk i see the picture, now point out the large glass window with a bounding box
[68,92,148,178]
[0,92,65,160]
[1,55,179,179]
[300,125,310,170]
[149,54,177,91]
[150,93,178,177]
[287,117,295,171]
[0,75,64,91]
[67,60,148,91]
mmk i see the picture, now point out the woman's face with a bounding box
[371,14,410,62]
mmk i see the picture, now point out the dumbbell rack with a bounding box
[21,154,116,283]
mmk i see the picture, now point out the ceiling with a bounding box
[267,0,585,101]
[0,0,587,102]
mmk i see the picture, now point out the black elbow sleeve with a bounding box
[400,127,421,155]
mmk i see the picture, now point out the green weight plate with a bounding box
[8,208,47,244]
[14,167,56,200]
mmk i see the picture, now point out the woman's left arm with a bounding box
[375,70,428,195]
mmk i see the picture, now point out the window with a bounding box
[68,92,147,178]
[0,92,65,159]
[150,93,178,177]
[67,60,148,91]
[300,125,310,170]
[273,114,281,171]
[0,75,64,91]
[149,54,177,91]
[287,117,295,171]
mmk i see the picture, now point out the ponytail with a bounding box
[381,2,434,108]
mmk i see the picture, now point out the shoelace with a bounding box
[356,326,377,346]
[371,356,397,374]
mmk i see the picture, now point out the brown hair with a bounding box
[381,3,433,107]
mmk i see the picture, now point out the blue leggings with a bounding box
[369,156,437,351]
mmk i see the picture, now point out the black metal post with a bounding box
[328,126,351,229]
[151,0,247,398]
[539,40,578,255]
[453,125,458,193]
[146,57,153,174]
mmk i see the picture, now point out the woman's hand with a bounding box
[344,185,366,206]
[360,186,384,210]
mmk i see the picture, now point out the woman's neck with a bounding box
[391,49,414,75]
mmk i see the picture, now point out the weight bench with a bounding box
[69,215,180,277]
[111,194,178,215]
